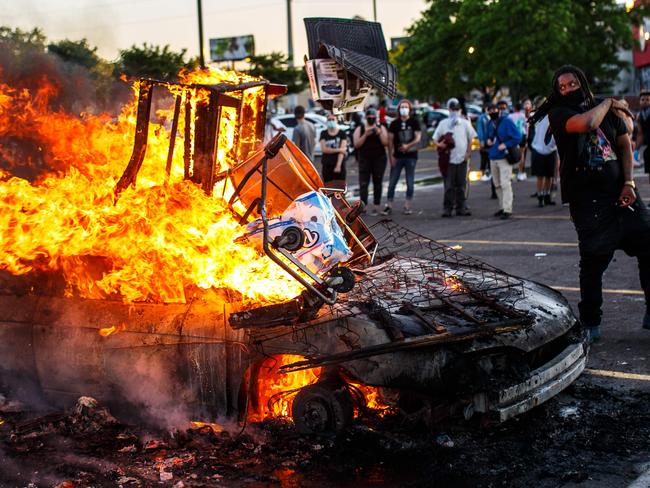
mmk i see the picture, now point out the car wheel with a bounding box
[292,382,354,434]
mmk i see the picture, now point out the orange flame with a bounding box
[189,420,224,433]
[253,355,322,419]
[0,67,302,305]
[98,325,117,337]
[251,355,392,421]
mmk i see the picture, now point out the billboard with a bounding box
[209,35,255,62]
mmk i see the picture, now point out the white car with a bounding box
[274,113,351,157]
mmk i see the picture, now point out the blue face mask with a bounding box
[327,120,337,130]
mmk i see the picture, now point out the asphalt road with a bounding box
[355,152,650,373]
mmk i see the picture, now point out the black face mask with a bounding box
[558,89,586,107]
[489,112,499,120]
[367,117,376,125]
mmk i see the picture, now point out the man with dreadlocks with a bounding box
[532,65,650,342]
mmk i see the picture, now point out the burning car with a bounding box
[0,69,586,435]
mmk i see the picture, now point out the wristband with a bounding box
[624,180,636,189]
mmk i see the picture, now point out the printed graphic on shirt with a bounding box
[586,128,616,169]
[397,122,414,146]
[323,135,343,150]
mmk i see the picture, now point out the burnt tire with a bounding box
[292,383,354,434]
[278,226,304,251]
[329,266,355,293]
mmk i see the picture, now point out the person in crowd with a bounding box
[319,113,348,187]
[636,91,650,176]
[509,102,528,181]
[488,100,522,219]
[477,103,493,181]
[434,98,477,217]
[533,64,650,342]
[292,105,316,161]
[263,110,285,144]
[353,106,388,216]
[378,100,388,126]
[529,114,559,207]
[383,99,421,215]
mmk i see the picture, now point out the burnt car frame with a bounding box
[0,76,587,434]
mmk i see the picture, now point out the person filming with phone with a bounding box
[353,107,388,216]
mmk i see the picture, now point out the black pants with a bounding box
[443,161,468,212]
[322,161,346,185]
[570,195,650,327]
[358,154,387,205]
[479,148,490,171]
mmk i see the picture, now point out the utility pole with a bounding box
[373,0,377,22]
[287,0,294,67]
[197,0,206,68]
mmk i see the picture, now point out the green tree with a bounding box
[48,38,100,70]
[246,52,306,94]
[116,43,198,81]
[396,0,642,102]
[0,26,46,54]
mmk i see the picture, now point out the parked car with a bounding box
[275,113,352,157]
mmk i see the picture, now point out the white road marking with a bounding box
[438,239,577,247]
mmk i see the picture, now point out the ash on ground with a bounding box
[1,379,649,488]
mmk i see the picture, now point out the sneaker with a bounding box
[517,172,527,181]
[441,210,453,218]
[587,325,602,343]
[643,313,650,330]
[456,209,472,216]
[544,194,556,206]
[500,212,511,220]
[403,207,413,215]
[381,206,392,216]
[480,174,491,182]
[494,209,504,217]
[530,192,538,198]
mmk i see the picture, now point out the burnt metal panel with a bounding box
[304,18,397,97]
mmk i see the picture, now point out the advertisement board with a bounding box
[209,35,255,62]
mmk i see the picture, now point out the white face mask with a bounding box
[399,106,410,117]
[449,110,459,122]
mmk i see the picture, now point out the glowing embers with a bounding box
[253,355,322,419]
[249,355,392,423]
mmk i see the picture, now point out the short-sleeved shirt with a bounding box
[432,117,477,164]
[549,104,627,204]
[292,120,316,161]
[388,117,420,159]
[319,130,346,167]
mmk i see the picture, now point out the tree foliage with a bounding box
[48,38,100,70]
[116,43,198,81]
[396,0,642,102]
[246,52,307,94]
[0,26,46,55]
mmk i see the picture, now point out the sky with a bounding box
[1,0,428,62]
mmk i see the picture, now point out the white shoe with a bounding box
[480,174,491,182]
[517,172,527,181]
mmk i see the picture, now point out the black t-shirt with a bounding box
[358,125,386,160]
[548,104,627,204]
[388,117,420,159]
[319,130,346,167]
